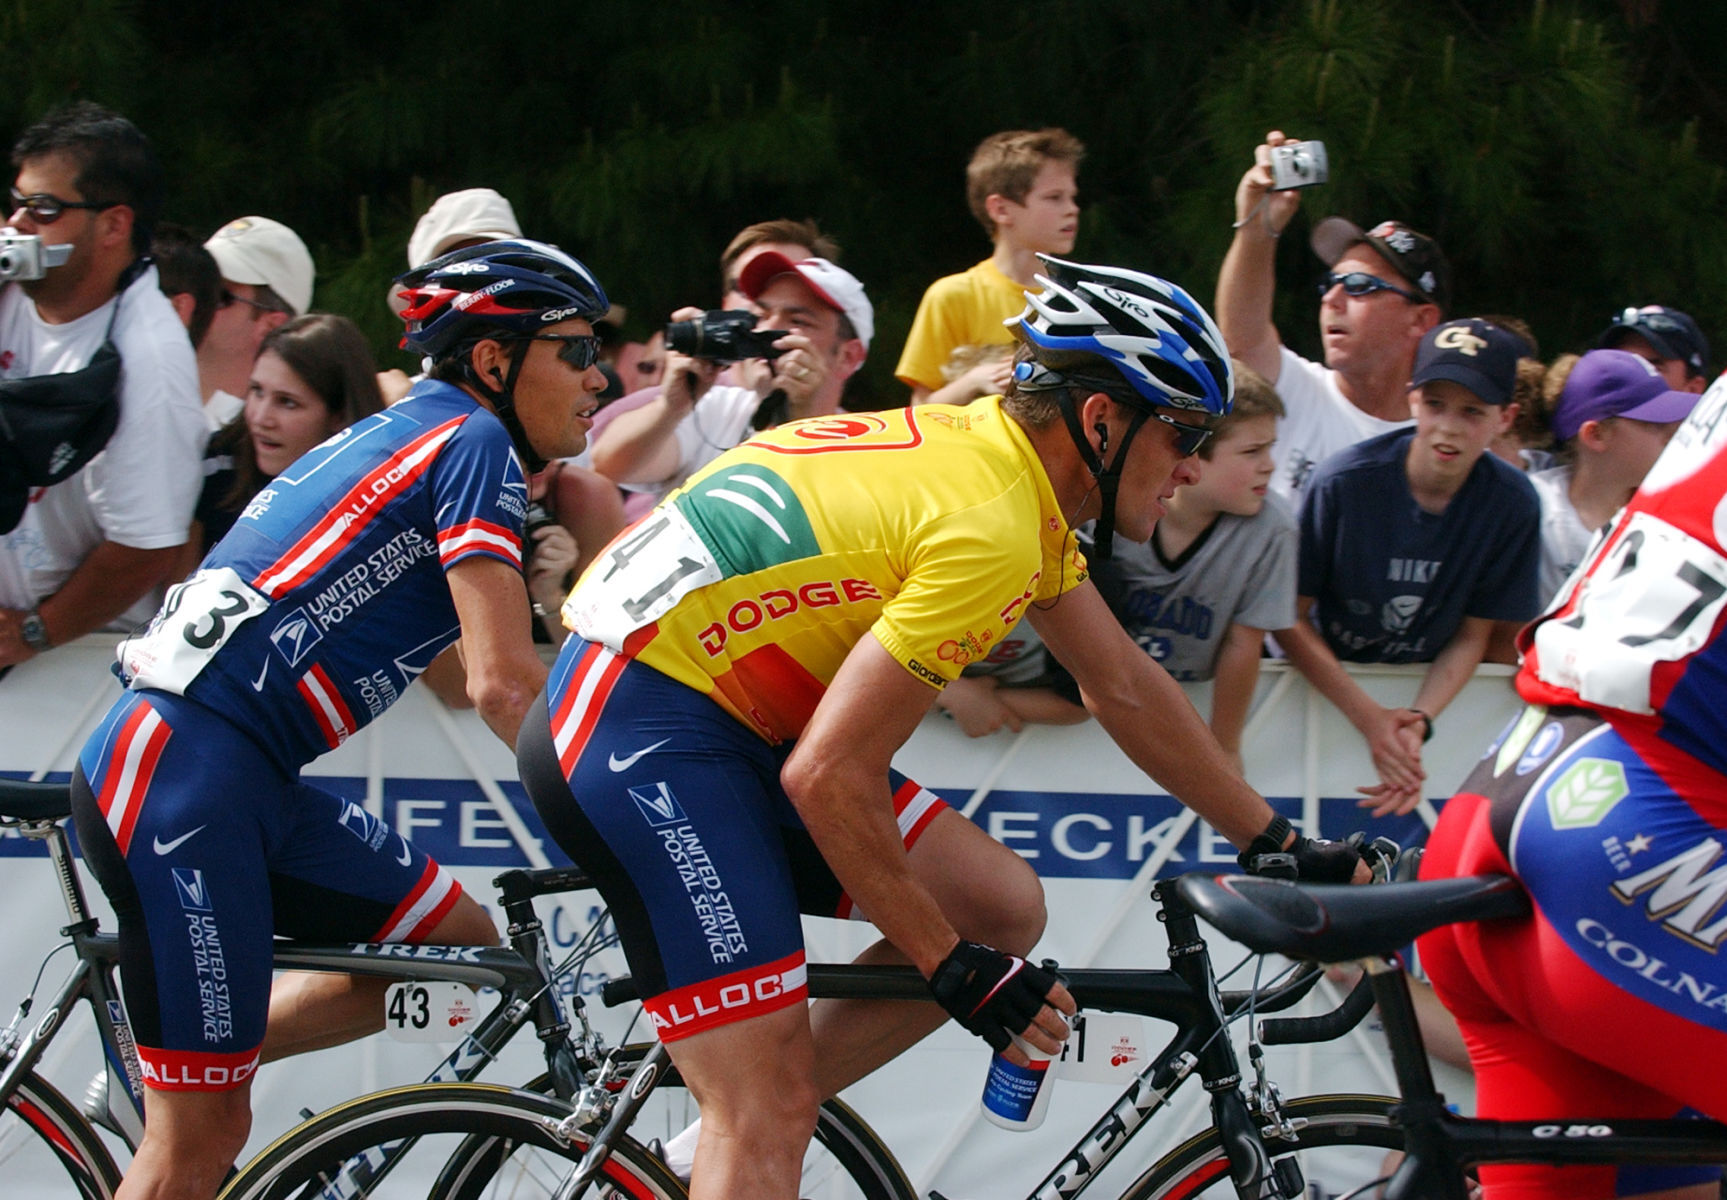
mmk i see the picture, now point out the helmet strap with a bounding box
[1057,392,1150,563]
[461,340,547,473]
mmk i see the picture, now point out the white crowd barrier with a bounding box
[2,638,1520,1197]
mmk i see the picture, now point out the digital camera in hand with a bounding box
[1267,141,1329,191]
[664,309,786,363]
[521,501,558,573]
[0,233,72,282]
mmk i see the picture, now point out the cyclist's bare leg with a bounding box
[807,806,1048,1096]
[665,1002,820,1200]
[259,890,500,1060]
[115,1084,252,1200]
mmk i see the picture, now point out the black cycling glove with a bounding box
[1237,814,1362,883]
[927,940,1061,1052]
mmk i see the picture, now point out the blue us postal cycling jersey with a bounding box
[115,379,527,771]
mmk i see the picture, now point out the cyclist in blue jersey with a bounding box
[71,239,611,1200]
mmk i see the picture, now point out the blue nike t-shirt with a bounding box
[1298,428,1540,663]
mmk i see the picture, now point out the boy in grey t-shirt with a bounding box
[1091,365,1295,769]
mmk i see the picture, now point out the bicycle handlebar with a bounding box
[1258,970,1375,1045]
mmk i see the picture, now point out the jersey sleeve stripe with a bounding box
[100,701,172,857]
[438,519,523,568]
[374,859,461,942]
[297,663,356,749]
[252,418,462,597]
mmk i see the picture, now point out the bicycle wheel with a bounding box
[1122,1094,1405,1200]
[1,1071,125,1200]
[441,1066,915,1200]
[219,1083,683,1200]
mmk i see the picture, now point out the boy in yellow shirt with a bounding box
[896,128,1083,405]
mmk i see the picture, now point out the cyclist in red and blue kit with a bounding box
[71,239,610,1200]
[1420,375,1727,1200]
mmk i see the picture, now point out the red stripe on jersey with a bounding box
[136,1045,261,1092]
[252,417,462,597]
[645,950,808,1042]
[552,642,630,777]
[438,517,522,568]
[298,664,356,749]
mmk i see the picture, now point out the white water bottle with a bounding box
[979,1028,1062,1131]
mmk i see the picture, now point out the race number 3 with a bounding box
[115,567,270,695]
[383,982,478,1043]
[563,508,721,648]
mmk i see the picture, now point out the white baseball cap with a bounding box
[738,252,874,353]
[204,216,314,316]
[407,188,522,269]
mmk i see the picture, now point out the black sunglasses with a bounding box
[515,333,603,370]
[9,187,120,225]
[1611,307,1690,339]
[1148,409,1216,458]
[1317,271,1425,303]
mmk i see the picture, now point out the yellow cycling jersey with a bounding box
[563,398,1086,743]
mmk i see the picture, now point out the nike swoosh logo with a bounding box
[251,660,270,691]
[153,826,207,856]
[608,738,671,773]
[396,835,412,866]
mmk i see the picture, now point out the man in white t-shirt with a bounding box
[197,215,314,429]
[590,253,871,499]
[0,102,204,666]
[1215,130,1452,508]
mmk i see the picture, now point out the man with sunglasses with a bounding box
[1217,130,1452,509]
[518,258,1364,1199]
[197,215,314,430]
[0,101,203,669]
[1596,303,1712,394]
[72,239,613,1200]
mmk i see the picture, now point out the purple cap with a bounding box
[1552,349,1701,442]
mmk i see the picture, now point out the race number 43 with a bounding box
[383,982,479,1042]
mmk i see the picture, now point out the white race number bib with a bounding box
[116,567,270,694]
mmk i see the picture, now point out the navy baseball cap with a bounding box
[1410,318,1530,406]
[1596,305,1709,378]
[1311,217,1452,314]
[1552,349,1701,442]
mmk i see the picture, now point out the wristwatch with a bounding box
[19,608,50,652]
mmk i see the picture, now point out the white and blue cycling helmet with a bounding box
[1006,256,1234,557]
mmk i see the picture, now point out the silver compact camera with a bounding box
[0,232,72,282]
[1267,140,1329,191]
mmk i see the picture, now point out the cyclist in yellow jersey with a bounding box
[519,257,1366,1200]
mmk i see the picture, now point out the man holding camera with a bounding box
[589,253,871,497]
[1215,129,1450,508]
[0,102,203,668]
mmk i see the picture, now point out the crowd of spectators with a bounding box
[1,104,1712,814]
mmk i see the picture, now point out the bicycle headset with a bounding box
[1005,256,1233,560]
[394,238,610,472]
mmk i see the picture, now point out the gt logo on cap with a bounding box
[1434,326,1487,356]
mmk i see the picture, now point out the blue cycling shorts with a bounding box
[518,634,948,1042]
[72,689,463,1092]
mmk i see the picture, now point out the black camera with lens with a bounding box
[664,309,785,363]
[521,501,558,573]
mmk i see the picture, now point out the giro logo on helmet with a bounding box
[441,261,491,275]
[541,307,589,323]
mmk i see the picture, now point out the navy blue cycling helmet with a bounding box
[1006,256,1234,559]
[395,238,609,469]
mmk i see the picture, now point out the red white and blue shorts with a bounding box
[1420,706,1727,1198]
[517,634,948,1043]
[71,688,463,1092]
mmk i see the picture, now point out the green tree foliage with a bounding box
[4,0,1724,406]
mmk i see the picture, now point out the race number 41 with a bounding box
[383,982,479,1042]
